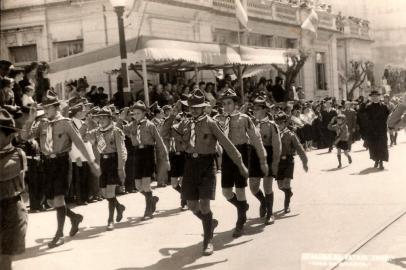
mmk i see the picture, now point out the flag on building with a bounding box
[235,0,248,30]
[301,9,319,38]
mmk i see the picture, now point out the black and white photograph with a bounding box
[1,0,406,269]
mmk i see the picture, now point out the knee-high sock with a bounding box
[56,206,66,236]
[107,198,115,223]
[254,190,266,206]
[111,197,121,210]
[265,193,274,215]
[66,207,76,219]
[283,188,292,209]
[193,211,204,220]
[227,193,239,208]
[174,185,182,194]
[202,211,213,243]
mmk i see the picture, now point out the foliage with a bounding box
[346,60,374,99]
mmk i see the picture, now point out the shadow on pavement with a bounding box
[115,220,262,270]
[350,167,385,175]
[388,257,406,268]
[322,165,349,172]
[316,151,331,156]
[352,149,368,153]
[14,215,147,262]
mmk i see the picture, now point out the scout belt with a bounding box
[186,153,214,158]
[101,152,117,159]
[44,152,69,159]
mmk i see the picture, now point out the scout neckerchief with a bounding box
[97,123,114,153]
[280,126,290,139]
[223,111,239,137]
[189,114,206,148]
[136,118,147,145]
[255,116,269,129]
[44,113,65,153]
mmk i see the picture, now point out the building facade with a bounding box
[1,0,372,100]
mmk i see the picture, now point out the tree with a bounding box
[271,49,310,100]
[346,60,374,99]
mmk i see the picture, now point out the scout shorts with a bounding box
[221,144,249,188]
[276,156,295,181]
[134,146,155,179]
[249,145,274,178]
[182,154,216,200]
[43,153,71,199]
[169,152,185,178]
[0,196,27,255]
[100,153,121,188]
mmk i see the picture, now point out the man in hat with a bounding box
[271,76,286,103]
[364,90,390,170]
[0,108,28,270]
[0,60,13,80]
[22,90,101,248]
[388,93,406,130]
[383,94,398,146]
[119,101,169,220]
[249,96,282,225]
[342,101,357,150]
[162,89,249,255]
[321,99,338,152]
[81,106,127,230]
[274,112,308,213]
[215,89,268,238]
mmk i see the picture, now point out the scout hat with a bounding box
[97,107,113,117]
[131,100,147,111]
[162,105,172,112]
[220,88,239,101]
[180,93,191,106]
[337,114,346,120]
[253,96,272,109]
[41,90,60,107]
[187,89,207,108]
[274,112,289,123]
[0,108,18,133]
[369,90,381,96]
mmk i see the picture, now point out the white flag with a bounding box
[301,9,319,37]
[235,0,248,30]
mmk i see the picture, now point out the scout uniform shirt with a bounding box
[328,122,350,142]
[121,118,168,162]
[22,112,86,157]
[215,111,267,163]
[162,120,188,154]
[0,145,27,200]
[80,123,127,171]
[254,116,282,169]
[161,114,244,167]
[279,127,308,165]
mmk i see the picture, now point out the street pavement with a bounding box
[14,133,406,270]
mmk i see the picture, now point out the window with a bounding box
[8,45,38,63]
[260,35,274,47]
[286,38,297,48]
[315,52,328,90]
[54,39,83,59]
[213,29,238,44]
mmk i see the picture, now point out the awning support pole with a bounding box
[142,59,150,106]
[194,64,199,84]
